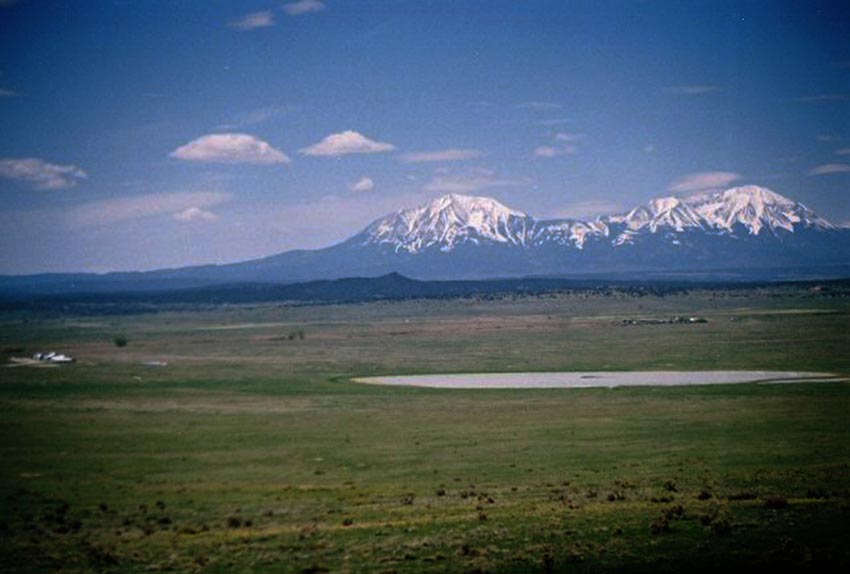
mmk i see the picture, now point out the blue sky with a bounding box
[1,0,848,273]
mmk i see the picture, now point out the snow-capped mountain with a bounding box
[607,186,835,245]
[2,185,848,295]
[361,193,530,252]
[684,186,833,234]
[359,192,611,252]
[608,196,705,246]
[355,186,838,253]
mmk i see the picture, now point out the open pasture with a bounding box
[1,285,850,572]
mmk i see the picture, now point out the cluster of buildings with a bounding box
[620,316,708,326]
[32,351,75,363]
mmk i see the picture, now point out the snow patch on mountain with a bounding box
[531,219,608,248]
[608,196,705,244]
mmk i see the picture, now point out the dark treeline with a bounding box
[2,273,849,316]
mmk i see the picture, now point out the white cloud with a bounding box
[300,130,395,156]
[536,118,572,126]
[835,148,850,155]
[534,146,559,158]
[173,206,219,222]
[350,176,375,193]
[0,88,18,97]
[516,101,562,110]
[668,171,741,193]
[555,132,584,142]
[283,0,326,16]
[229,11,275,31]
[228,105,298,128]
[0,158,87,190]
[644,144,656,153]
[535,132,582,158]
[69,191,232,227]
[809,163,850,176]
[399,148,484,163]
[796,94,848,103]
[423,169,530,194]
[666,85,721,95]
[534,145,576,158]
[217,105,301,130]
[551,200,624,219]
[170,133,290,164]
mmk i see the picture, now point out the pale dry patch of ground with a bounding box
[4,358,58,368]
[355,371,838,389]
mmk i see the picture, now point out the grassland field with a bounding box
[1,284,850,573]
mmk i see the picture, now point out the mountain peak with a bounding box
[608,195,704,242]
[361,193,530,253]
[685,185,832,234]
[685,185,794,211]
[721,184,794,203]
[607,184,834,241]
[425,193,527,218]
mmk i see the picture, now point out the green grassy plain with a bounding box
[1,285,850,573]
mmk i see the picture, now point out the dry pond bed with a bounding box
[354,370,846,389]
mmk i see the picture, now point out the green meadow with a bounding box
[1,285,849,572]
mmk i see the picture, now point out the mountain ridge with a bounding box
[1,185,848,294]
[357,185,836,253]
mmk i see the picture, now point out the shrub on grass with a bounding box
[727,491,757,501]
[113,336,128,348]
[764,496,788,509]
[287,329,306,341]
[699,505,732,535]
[226,517,241,528]
[650,515,670,535]
[662,504,685,520]
[711,517,732,535]
[652,504,686,534]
